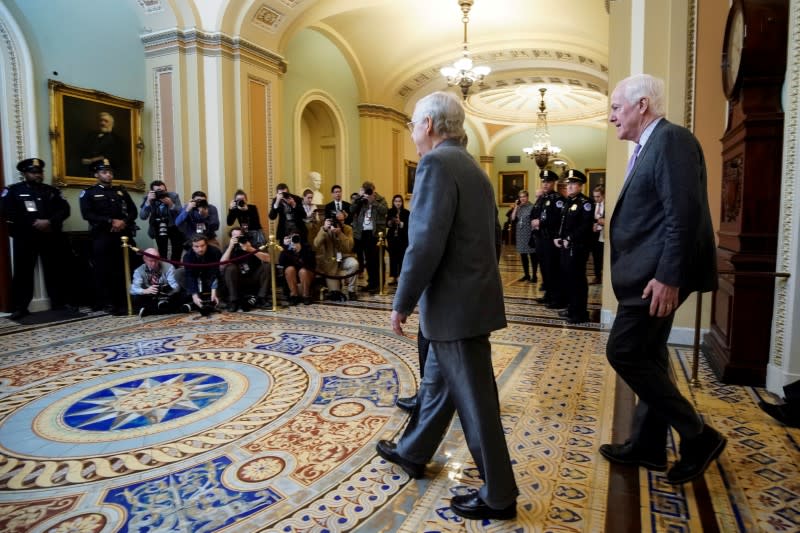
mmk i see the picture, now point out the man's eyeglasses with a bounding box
[406,117,426,132]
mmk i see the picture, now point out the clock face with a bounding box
[722,3,744,98]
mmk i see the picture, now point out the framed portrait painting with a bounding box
[48,80,145,190]
[498,171,527,205]
[586,168,606,194]
[404,160,417,199]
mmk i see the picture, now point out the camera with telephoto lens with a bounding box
[237,233,250,245]
[155,190,168,200]
[236,199,246,208]
[199,298,216,317]
[194,198,208,209]
[157,220,168,237]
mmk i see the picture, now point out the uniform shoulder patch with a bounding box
[556,200,564,208]
[584,202,592,212]
[1,188,7,197]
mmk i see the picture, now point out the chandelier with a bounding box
[523,88,562,169]
[440,0,491,100]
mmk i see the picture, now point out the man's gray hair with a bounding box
[412,91,466,141]
[618,74,666,117]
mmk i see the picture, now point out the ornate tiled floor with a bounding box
[0,250,797,532]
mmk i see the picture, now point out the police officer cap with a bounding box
[91,158,114,172]
[564,169,587,184]
[539,169,557,182]
[17,158,45,173]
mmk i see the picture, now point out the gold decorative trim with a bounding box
[684,0,697,130]
[141,29,287,74]
[771,0,800,368]
[0,16,27,163]
[357,104,408,123]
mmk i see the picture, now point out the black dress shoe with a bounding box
[758,400,800,428]
[375,439,425,479]
[546,302,567,310]
[567,315,590,324]
[558,309,570,318]
[450,493,516,521]
[598,441,667,471]
[534,297,549,304]
[8,309,30,321]
[666,424,726,484]
[517,275,531,282]
[396,395,418,412]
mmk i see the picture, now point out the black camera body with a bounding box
[236,199,246,208]
[237,233,251,245]
[194,199,208,209]
[155,190,168,200]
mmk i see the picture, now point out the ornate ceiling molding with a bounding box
[396,48,608,100]
[357,104,408,123]
[141,29,287,73]
[253,5,285,34]
[136,0,163,14]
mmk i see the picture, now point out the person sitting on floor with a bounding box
[130,248,182,317]
[314,211,358,302]
[220,227,271,311]
[279,231,316,305]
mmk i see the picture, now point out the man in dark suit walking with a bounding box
[375,91,517,521]
[599,74,725,485]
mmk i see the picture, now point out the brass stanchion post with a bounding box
[377,231,386,295]
[690,292,703,387]
[266,234,282,312]
[121,236,133,316]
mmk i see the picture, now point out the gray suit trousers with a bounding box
[396,335,518,509]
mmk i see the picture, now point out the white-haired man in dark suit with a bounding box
[600,74,725,485]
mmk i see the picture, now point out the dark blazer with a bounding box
[324,200,352,224]
[393,138,506,341]
[268,194,307,242]
[609,119,717,306]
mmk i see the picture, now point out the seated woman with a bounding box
[279,232,316,305]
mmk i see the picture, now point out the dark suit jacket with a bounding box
[393,138,506,341]
[324,200,352,224]
[609,119,717,306]
[268,194,307,242]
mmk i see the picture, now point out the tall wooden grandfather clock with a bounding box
[705,0,788,385]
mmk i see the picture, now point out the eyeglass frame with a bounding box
[406,117,428,133]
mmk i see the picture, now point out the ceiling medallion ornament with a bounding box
[522,88,562,169]
[440,0,491,100]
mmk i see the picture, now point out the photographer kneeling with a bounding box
[139,180,183,261]
[178,234,221,316]
[221,227,271,311]
[130,248,183,318]
[279,232,316,306]
[314,211,359,302]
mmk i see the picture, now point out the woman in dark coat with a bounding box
[386,194,410,285]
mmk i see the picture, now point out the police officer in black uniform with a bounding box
[1,158,72,320]
[533,169,567,308]
[554,169,595,324]
[79,158,138,315]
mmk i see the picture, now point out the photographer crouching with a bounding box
[279,232,316,305]
[130,248,184,318]
[313,211,359,302]
[139,180,184,261]
[221,227,271,311]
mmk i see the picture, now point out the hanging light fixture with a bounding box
[440,0,491,100]
[522,88,562,169]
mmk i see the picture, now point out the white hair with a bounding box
[618,74,665,117]
[412,91,466,140]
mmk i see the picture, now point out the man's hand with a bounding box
[553,238,562,248]
[32,219,51,232]
[144,285,159,295]
[147,191,157,202]
[642,278,679,317]
[111,219,127,232]
[192,294,203,306]
[390,310,407,336]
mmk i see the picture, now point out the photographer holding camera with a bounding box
[176,190,220,249]
[177,234,222,315]
[351,180,388,293]
[279,232,316,305]
[314,211,359,301]
[130,248,183,317]
[139,180,183,261]
[226,189,265,246]
[268,183,306,243]
[220,227,271,311]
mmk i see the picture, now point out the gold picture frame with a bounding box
[404,159,417,199]
[48,80,145,190]
[498,170,527,205]
[585,168,606,195]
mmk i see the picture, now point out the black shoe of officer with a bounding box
[396,394,418,412]
[758,400,800,428]
[558,309,570,318]
[9,309,30,321]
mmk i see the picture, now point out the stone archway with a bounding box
[294,91,348,199]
